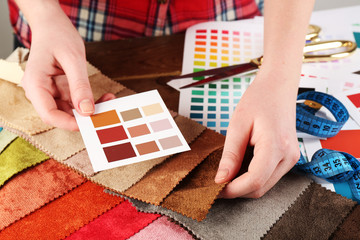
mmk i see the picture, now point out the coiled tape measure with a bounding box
[295,91,360,200]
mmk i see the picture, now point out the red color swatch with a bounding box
[0,181,123,240]
[347,93,360,108]
[320,130,360,158]
[67,200,161,240]
[103,142,137,162]
[96,125,128,144]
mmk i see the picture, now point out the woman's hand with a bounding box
[215,68,300,198]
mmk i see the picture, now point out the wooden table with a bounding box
[86,34,185,112]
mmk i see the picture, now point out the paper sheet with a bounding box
[74,90,190,172]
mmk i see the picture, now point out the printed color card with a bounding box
[74,90,190,172]
[177,20,328,135]
[335,88,360,127]
[178,20,263,135]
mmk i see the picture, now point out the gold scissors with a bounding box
[174,25,357,89]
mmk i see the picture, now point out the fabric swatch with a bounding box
[0,181,123,240]
[63,149,96,177]
[161,148,226,221]
[91,114,206,192]
[67,200,160,240]
[129,216,194,240]
[0,71,123,136]
[124,129,225,205]
[0,159,85,230]
[0,129,17,153]
[89,72,125,101]
[0,78,53,135]
[8,127,85,161]
[130,172,311,240]
[263,182,357,240]
[0,137,49,187]
[331,205,360,240]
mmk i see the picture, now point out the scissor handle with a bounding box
[306,24,321,42]
[303,40,357,63]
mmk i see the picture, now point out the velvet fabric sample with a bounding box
[0,159,85,230]
[8,127,85,161]
[0,181,123,240]
[63,149,96,177]
[263,182,357,240]
[88,72,125,101]
[130,172,311,240]
[91,115,206,193]
[331,205,360,240]
[0,137,49,187]
[161,148,226,221]
[67,200,160,240]
[124,129,225,205]
[129,216,194,240]
[0,129,17,153]
[0,78,53,135]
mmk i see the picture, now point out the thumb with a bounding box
[215,115,251,184]
[60,51,94,116]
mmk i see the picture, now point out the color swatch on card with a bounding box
[179,21,263,135]
[74,90,190,172]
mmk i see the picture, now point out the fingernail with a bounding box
[215,168,229,182]
[79,99,94,114]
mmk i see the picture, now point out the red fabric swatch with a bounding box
[0,181,123,240]
[0,159,85,230]
[67,200,161,240]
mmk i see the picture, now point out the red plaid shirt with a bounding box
[8,0,260,48]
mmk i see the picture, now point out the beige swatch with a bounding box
[0,60,24,85]
[91,115,206,192]
[63,149,95,177]
[124,129,225,205]
[8,127,85,161]
[0,79,53,135]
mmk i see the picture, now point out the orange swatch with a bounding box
[320,130,360,158]
[0,181,123,240]
[91,110,121,128]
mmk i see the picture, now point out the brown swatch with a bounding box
[263,183,357,240]
[124,129,225,205]
[330,205,360,240]
[136,141,160,155]
[161,148,226,221]
[0,159,85,230]
[88,72,125,101]
[121,108,142,122]
[104,142,137,162]
[91,115,206,193]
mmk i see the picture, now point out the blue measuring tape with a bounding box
[295,91,360,200]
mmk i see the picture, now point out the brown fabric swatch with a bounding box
[0,159,85,230]
[124,129,225,205]
[0,78,53,135]
[263,183,357,240]
[330,205,360,240]
[115,87,136,98]
[91,115,206,192]
[161,148,226,221]
[89,72,125,100]
[63,149,96,177]
[129,172,312,240]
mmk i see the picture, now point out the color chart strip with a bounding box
[74,90,190,172]
[179,21,263,135]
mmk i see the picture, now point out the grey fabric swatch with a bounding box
[128,172,311,240]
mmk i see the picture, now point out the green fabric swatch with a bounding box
[0,137,49,187]
[0,129,18,154]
